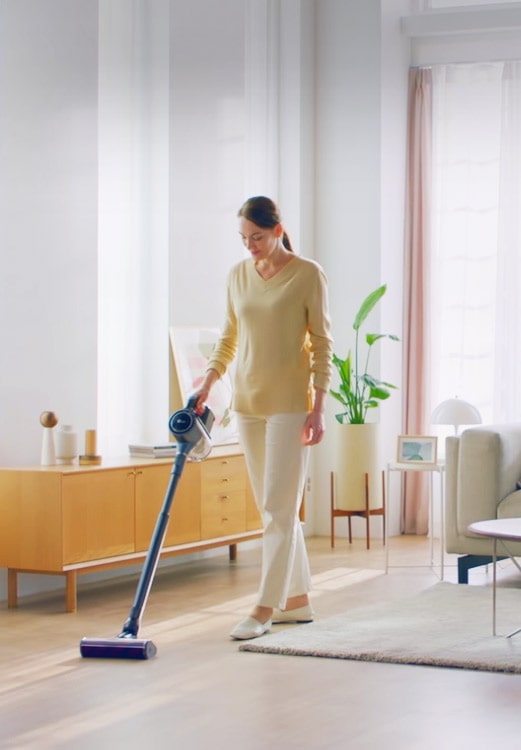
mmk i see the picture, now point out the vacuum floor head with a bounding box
[80,636,157,660]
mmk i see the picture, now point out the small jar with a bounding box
[55,425,78,465]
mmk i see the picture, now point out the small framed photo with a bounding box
[397,435,438,466]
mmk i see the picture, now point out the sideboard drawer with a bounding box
[201,489,246,538]
[200,456,246,494]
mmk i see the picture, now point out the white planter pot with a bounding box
[334,422,383,511]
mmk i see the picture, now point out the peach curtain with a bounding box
[401,68,433,535]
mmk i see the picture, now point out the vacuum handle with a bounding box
[186,394,214,433]
[187,394,199,410]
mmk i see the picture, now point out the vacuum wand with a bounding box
[80,398,214,660]
[118,448,189,639]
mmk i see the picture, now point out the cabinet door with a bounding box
[0,471,63,570]
[62,469,135,564]
[134,462,201,551]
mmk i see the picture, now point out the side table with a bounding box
[468,518,521,637]
[385,460,445,579]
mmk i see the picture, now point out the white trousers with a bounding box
[236,412,312,609]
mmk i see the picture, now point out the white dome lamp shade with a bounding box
[431,398,482,436]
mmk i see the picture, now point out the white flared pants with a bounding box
[236,412,312,609]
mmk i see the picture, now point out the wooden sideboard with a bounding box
[0,445,262,612]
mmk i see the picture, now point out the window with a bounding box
[429,62,521,424]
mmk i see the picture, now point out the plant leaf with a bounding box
[353,284,386,331]
[370,386,391,400]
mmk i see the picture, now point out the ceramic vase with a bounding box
[40,428,56,466]
[55,425,78,465]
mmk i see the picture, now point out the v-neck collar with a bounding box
[251,254,297,283]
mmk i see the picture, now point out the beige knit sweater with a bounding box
[207,255,333,415]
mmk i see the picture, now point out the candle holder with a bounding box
[79,429,102,465]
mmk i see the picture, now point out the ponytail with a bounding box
[282,231,293,253]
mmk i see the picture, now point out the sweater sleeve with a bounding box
[206,272,238,377]
[307,265,333,393]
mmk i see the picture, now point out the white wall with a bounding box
[166,0,318,328]
[311,0,410,537]
[0,0,98,467]
[314,0,381,539]
[379,0,412,537]
[169,0,250,329]
[97,0,172,454]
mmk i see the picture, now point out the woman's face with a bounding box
[239,218,281,263]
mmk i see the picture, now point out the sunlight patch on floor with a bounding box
[311,567,383,591]
[204,567,383,612]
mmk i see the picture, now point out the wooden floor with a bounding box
[2,535,521,749]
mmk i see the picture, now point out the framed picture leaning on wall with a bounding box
[169,326,238,446]
[397,435,438,466]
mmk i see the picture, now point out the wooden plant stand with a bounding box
[330,470,386,550]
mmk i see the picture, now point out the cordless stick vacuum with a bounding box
[79,397,214,660]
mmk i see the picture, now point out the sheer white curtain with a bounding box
[98,1,170,456]
[430,62,521,427]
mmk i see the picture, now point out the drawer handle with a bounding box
[219,494,229,501]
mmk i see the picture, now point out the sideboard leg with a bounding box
[229,544,237,561]
[65,571,77,613]
[7,569,18,608]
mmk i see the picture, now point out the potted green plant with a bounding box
[330,284,399,424]
[329,284,399,519]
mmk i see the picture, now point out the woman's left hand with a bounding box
[302,410,325,446]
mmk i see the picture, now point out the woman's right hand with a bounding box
[192,386,211,414]
[192,369,219,413]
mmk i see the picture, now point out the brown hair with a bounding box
[237,196,293,252]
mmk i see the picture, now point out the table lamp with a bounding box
[431,397,482,435]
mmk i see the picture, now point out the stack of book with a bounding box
[128,443,177,458]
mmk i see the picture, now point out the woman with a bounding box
[194,196,333,640]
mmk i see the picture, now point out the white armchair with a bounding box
[445,424,521,582]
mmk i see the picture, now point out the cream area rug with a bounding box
[239,582,521,674]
